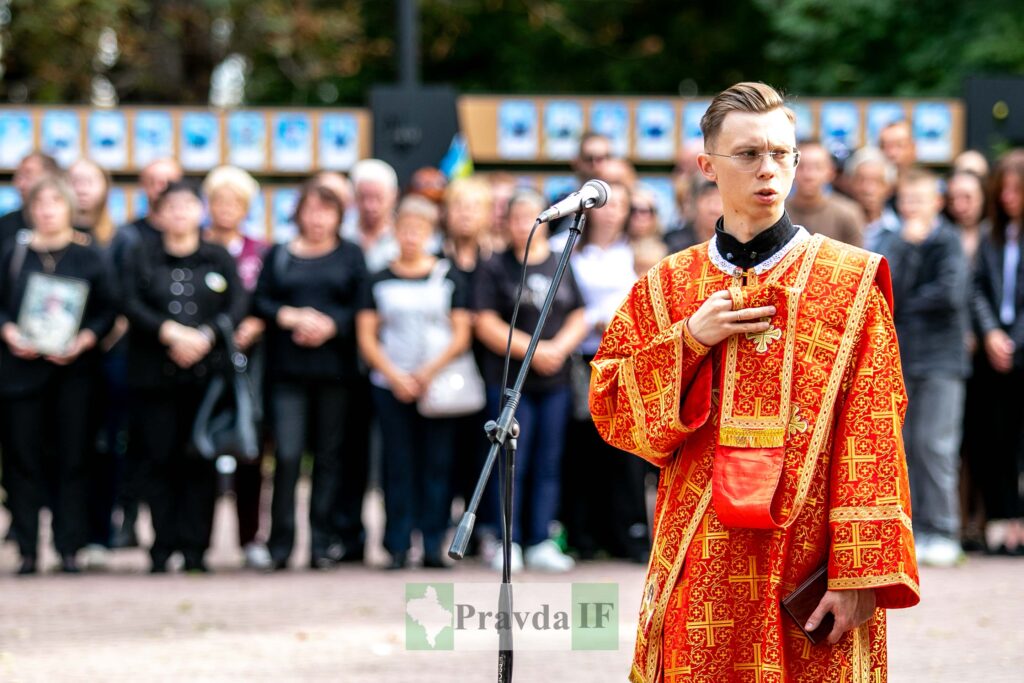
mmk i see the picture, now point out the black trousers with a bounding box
[561,386,653,561]
[268,380,348,563]
[971,356,1024,520]
[130,383,216,564]
[331,373,371,555]
[2,369,94,558]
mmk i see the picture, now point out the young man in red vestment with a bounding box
[589,82,919,682]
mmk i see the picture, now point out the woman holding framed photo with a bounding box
[122,181,247,573]
[0,174,117,575]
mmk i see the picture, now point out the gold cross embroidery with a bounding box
[692,516,729,559]
[693,261,722,300]
[875,474,902,507]
[664,650,692,682]
[796,320,838,362]
[787,623,813,659]
[680,458,704,500]
[834,523,882,569]
[745,318,783,353]
[788,405,809,435]
[870,393,902,435]
[685,601,733,647]
[590,396,617,429]
[733,643,783,683]
[844,436,875,482]
[817,250,863,285]
[728,556,766,601]
[640,371,673,415]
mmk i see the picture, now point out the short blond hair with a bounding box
[202,165,260,208]
[443,175,493,209]
[700,82,794,147]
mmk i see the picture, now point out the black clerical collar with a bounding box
[714,213,797,270]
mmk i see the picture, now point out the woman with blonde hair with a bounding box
[201,165,271,569]
[68,158,115,246]
[443,176,495,273]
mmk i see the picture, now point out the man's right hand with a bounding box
[984,329,1015,373]
[686,290,777,347]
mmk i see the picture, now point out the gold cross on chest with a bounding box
[834,523,882,569]
[733,643,783,683]
[817,250,863,285]
[745,319,783,353]
[728,556,766,601]
[796,320,838,362]
[844,436,876,482]
[693,261,723,300]
[685,601,734,647]
[692,516,729,559]
[870,393,902,435]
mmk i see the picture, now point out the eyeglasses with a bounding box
[581,153,611,165]
[705,149,800,171]
[631,206,656,215]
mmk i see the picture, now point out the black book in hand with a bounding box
[781,564,834,645]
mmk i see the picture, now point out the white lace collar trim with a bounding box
[708,225,810,276]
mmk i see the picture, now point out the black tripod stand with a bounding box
[448,209,589,683]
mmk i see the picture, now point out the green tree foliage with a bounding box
[753,0,1024,96]
[1,0,1022,105]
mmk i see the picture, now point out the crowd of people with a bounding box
[0,119,1021,576]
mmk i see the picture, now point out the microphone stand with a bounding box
[448,209,588,683]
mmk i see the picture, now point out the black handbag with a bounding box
[192,314,263,462]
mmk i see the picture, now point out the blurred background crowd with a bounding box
[0,118,1022,578]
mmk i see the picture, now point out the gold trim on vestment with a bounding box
[830,505,913,532]
[647,264,672,333]
[643,481,714,682]
[828,571,921,596]
[777,248,882,529]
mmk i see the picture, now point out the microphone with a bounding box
[537,179,611,223]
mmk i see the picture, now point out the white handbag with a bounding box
[417,350,487,418]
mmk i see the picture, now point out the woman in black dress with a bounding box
[0,175,116,574]
[122,181,247,573]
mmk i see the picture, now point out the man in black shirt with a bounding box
[0,151,59,247]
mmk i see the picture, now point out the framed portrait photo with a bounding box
[17,272,90,356]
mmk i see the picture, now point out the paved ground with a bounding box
[0,488,1022,682]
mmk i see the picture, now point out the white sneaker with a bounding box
[243,542,273,570]
[490,542,524,573]
[920,536,965,568]
[525,540,576,572]
[82,544,109,571]
[479,533,500,565]
[913,534,931,561]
